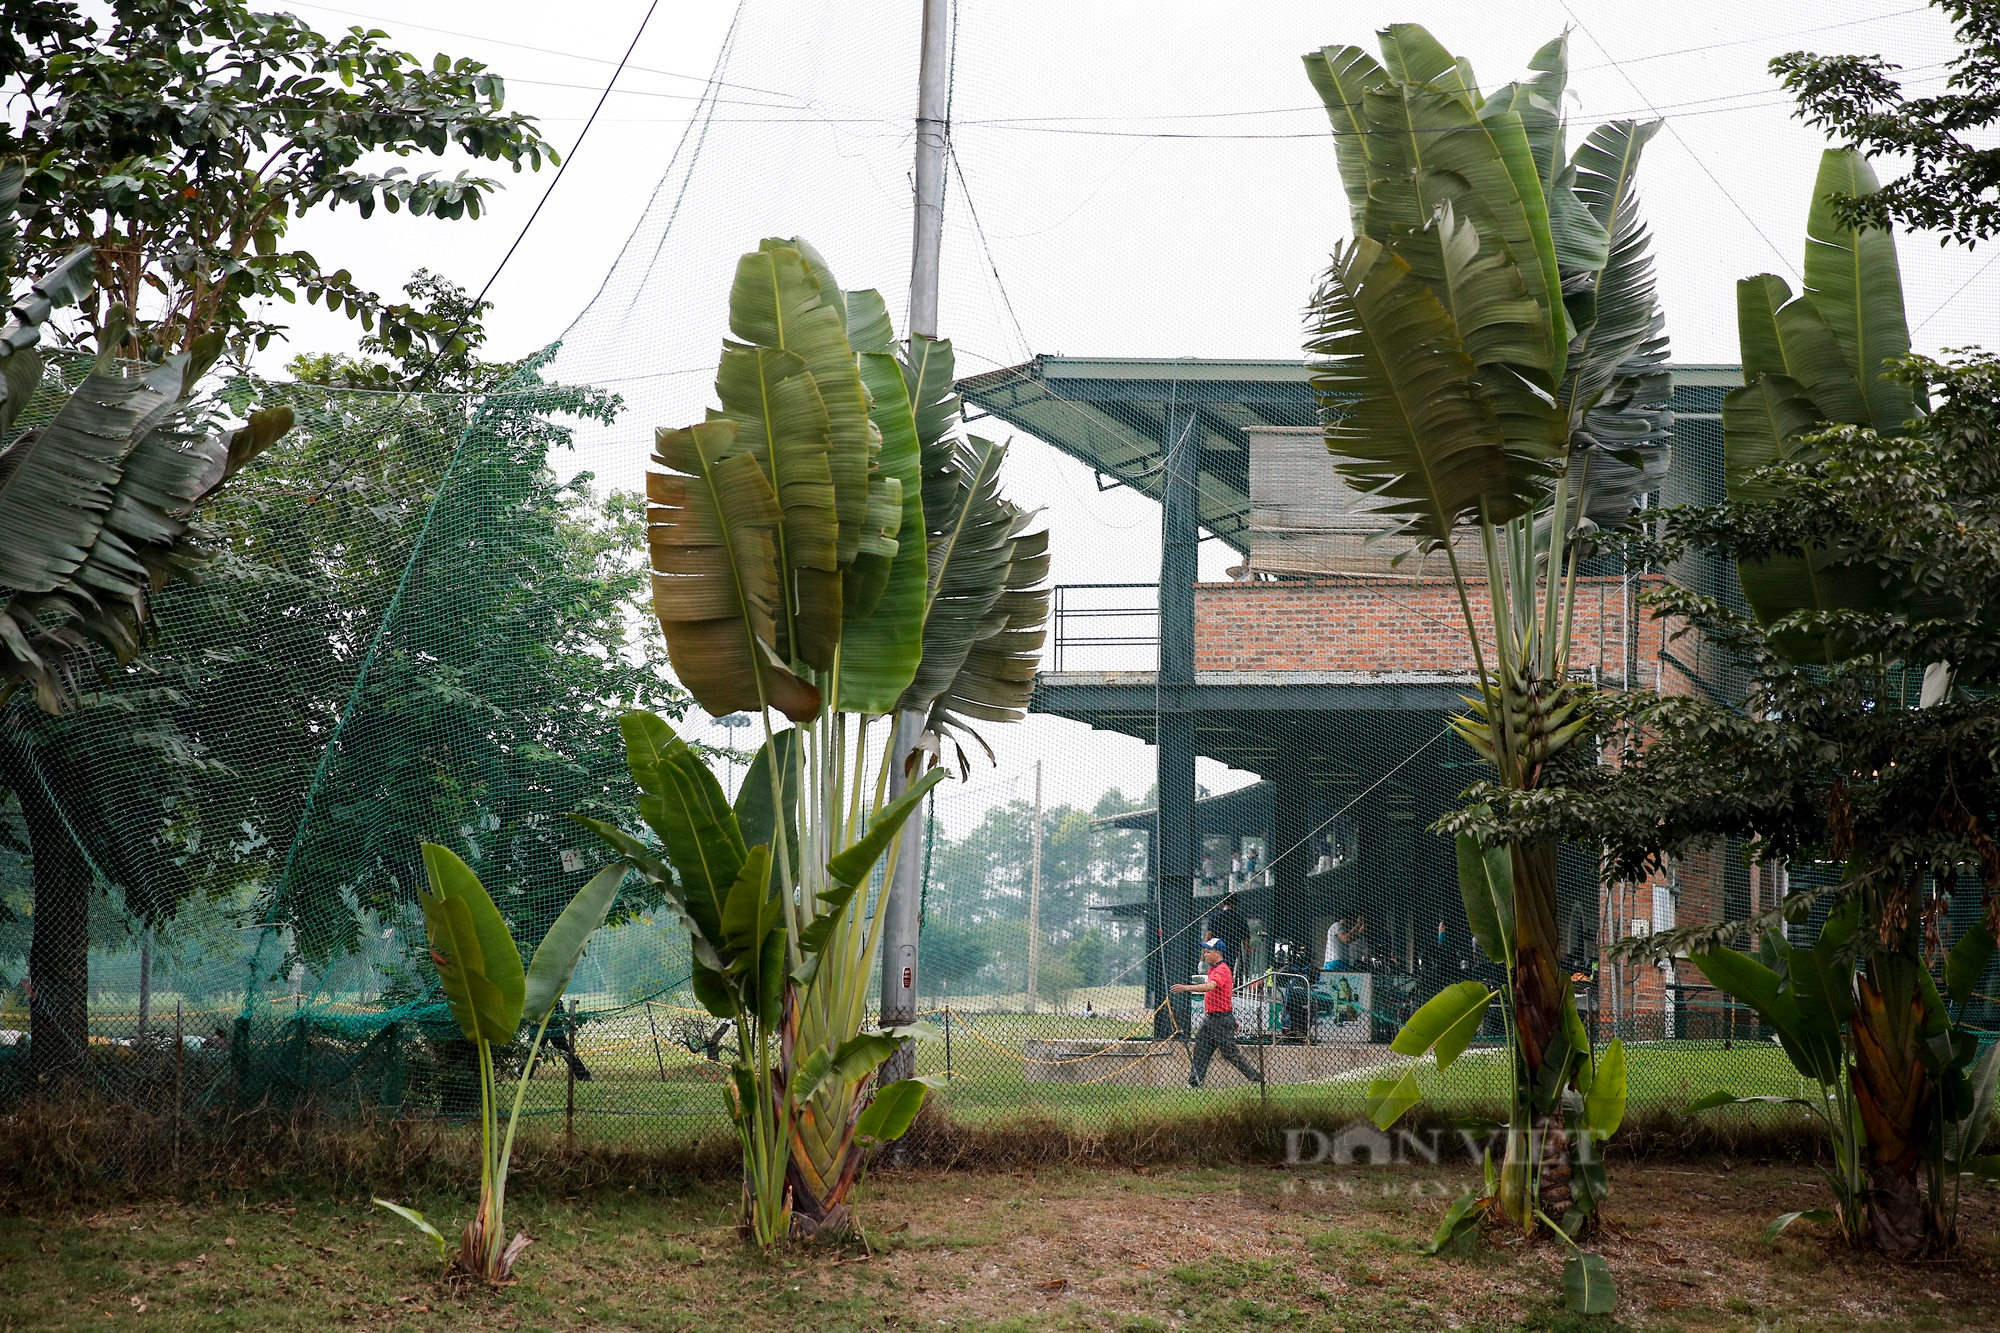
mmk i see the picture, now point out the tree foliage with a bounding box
[0,273,683,987]
[1459,353,2000,912]
[0,0,554,358]
[1774,0,2000,246]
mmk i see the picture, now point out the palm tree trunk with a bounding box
[1851,957,1934,1257]
[783,991,866,1240]
[1510,840,1575,1217]
[0,729,93,1089]
[784,1125,861,1239]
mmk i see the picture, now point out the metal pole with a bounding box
[1257,970,1268,1112]
[879,0,952,1089]
[906,0,950,341]
[1026,761,1043,1014]
[173,998,184,1175]
[566,998,578,1148]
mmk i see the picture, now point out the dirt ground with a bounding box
[3,1162,1999,1330]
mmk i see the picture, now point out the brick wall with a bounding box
[1183,574,1738,1036]
[1193,576,1676,687]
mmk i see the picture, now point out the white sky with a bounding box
[250,0,1993,822]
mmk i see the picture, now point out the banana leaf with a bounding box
[1353,82,1565,388]
[854,1076,942,1144]
[1456,829,1515,965]
[711,344,843,670]
[1301,44,1389,233]
[734,727,801,861]
[523,862,628,1023]
[735,241,873,572]
[618,709,748,949]
[1308,238,1554,543]
[1561,1253,1615,1314]
[1801,150,1913,433]
[417,844,526,1046]
[838,350,928,712]
[1561,119,1663,424]
[649,419,822,720]
[0,245,94,439]
[1946,918,1997,1005]
[1723,375,1892,662]
[1377,23,1479,106]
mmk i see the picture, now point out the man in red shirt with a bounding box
[1172,939,1264,1088]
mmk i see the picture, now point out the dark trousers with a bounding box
[1190,1010,1262,1086]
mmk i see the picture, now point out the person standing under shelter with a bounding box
[1206,894,1249,967]
[1324,912,1367,970]
[1173,940,1263,1088]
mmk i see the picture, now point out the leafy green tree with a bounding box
[920,787,1149,996]
[1,0,554,358]
[1774,0,2000,247]
[1502,350,2000,1255]
[238,275,684,964]
[1034,955,1084,1012]
[913,919,995,997]
[1065,927,1109,989]
[0,271,685,1084]
[0,0,556,1085]
[0,242,292,1082]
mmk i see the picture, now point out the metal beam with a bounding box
[1034,675,1472,716]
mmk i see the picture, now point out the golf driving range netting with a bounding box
[8,0,1996,1177]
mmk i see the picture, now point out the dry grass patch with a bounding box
[3,1163,1998,1329]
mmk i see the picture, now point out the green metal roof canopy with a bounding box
[956,357,1745,552]
[957,357,1321,554]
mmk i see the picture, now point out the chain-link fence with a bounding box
[9,0,1998,1191]
[14,347,1985,1185]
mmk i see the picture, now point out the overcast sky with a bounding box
[253,0,1993,827]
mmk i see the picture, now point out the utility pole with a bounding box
[906,0,949,342]
[878,0,951,1084]
[1025,761,1043,1013]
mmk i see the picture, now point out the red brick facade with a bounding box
[1192,575,1675,688]
[1187,574,1734,1039]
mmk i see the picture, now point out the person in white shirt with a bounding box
[1324,913,1367,971]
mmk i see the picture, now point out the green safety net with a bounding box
[6,0,1996,1177]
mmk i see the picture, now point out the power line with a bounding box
[517,66,1953,138]
[1556,0,1801,283]
[281,0,1944,143]
[1565,4,1935,72]
[278,0,808,104]
[304,0,663,500]
[463,1,663,331]
[1916,249,2000,334]
[947,141,1032,363]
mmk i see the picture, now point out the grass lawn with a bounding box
[6,1162,1999,1330]
[506,1033,1824,1144]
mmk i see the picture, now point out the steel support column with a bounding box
[1154,393,1198,1039]
[1272,752,1313,968]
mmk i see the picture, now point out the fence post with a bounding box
[1257,976,1268,1113]
[173,999,184,1176]
[566,998,578,1148]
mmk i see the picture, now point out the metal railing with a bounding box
[1050,582,1159,672]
